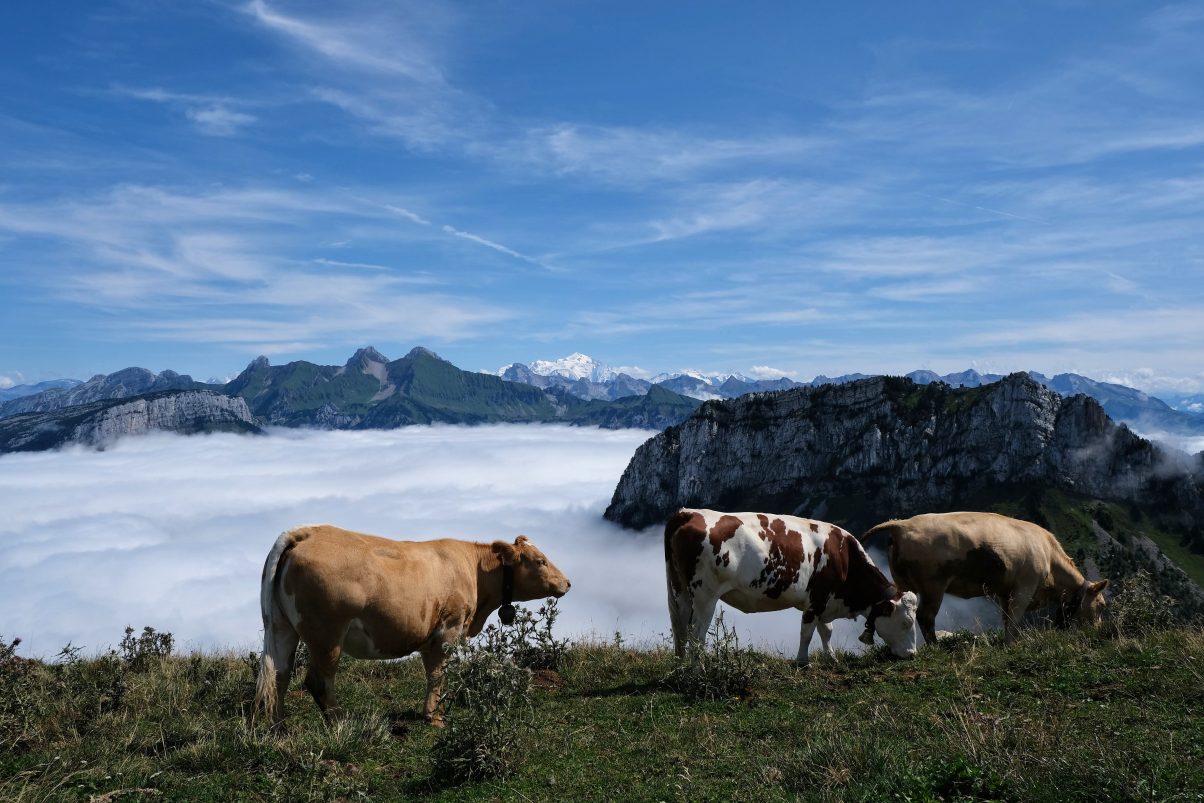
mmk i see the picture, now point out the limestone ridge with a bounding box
[0,367,211,417]
[0,390,260,452]
[603,373,1204,533]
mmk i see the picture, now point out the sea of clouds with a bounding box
[0,425,998,658]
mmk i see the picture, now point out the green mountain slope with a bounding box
[225,347,701,429]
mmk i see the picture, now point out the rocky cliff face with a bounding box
[604,373,1202,532]
[0,368,210,419]
[0,391,259,452]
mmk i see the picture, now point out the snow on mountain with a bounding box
[650,369,747,386]
[513,353,620,383]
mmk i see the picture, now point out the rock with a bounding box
[604,373,1203,533]
[0,391,260,452]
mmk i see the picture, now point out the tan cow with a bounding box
[254,525,571,726]
[863,511,1109,644]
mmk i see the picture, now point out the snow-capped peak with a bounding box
[503,353,748,387]
[515,353,620,383]
[651,369,748,386]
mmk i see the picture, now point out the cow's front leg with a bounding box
[795,611,818,667]
[419,644,448,727]
[1002,586,1036,641]
[917,589,945,646]
[420,617,467,727]
[816,620,836,660]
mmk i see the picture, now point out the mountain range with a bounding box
[3,348,1203,452]
[497,354,1204,439]
[0,378,83,403]
[0,348,706,451]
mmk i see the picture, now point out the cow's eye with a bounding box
[537,558,546,566]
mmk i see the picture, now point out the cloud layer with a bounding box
[0,425,1000,659]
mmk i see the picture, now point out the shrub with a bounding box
[480,597,569,671]
[884,756,1014,802]
[665,612,768,702]
[54,642,127,734]
[1106,570,1177,637]
[0,636,41,748]
[119,625,174,672]
[431,640,533,783]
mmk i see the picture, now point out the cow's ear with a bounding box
[1088,579,1109,596]
[514,535,530,546]
[492,540,519,566]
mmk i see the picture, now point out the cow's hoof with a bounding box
[792,660,811,670]
[425,715,445,728]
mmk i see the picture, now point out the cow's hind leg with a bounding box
[668,589,693,659]
[687,594,718,659]
[268,617,300,724]
[303,641,343,722]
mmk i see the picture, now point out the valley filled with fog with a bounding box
[0,425,997,658]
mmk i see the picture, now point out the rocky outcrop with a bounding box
[0,390,259,452]
[604,373,1203,533]
[0,368,211,419]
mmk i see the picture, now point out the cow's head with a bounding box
[1075,579,1109,626]
[492,535,571,599]
[860,591,918,659]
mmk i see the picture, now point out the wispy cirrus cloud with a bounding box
[505,124,824,185]
[0,183,516,351]
[243,0,450,83]
[113,86,259,137]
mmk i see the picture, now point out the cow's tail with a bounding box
[860,520,901,553]
[664,509,695,659]
[254,529,297,725]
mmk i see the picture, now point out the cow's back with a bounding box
[280,525,479,657]
[665,508,841,612]
[886,512,1056,596]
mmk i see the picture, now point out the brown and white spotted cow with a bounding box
[864,511,1109,645]
[665,509,918,664]
[254,525,571,726]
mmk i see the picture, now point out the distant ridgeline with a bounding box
[0,391,260,452]
[0,348,702,452]
[605,373,1204,620]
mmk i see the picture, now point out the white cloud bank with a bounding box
[0,425,998,659]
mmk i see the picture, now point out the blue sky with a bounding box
[2,2,1203,391]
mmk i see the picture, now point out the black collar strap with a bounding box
[498,564,516,625]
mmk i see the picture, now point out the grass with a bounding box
[3,622,1203,802]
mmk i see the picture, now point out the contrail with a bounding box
[917,192,1050,225]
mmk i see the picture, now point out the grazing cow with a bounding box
[864,511,1109,644]
[664,509,918,665]
[254,525,571,726]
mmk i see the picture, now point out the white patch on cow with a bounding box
[275,572,304,632]
[874,591,919,658]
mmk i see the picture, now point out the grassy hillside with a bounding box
[3,620,1202,802]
